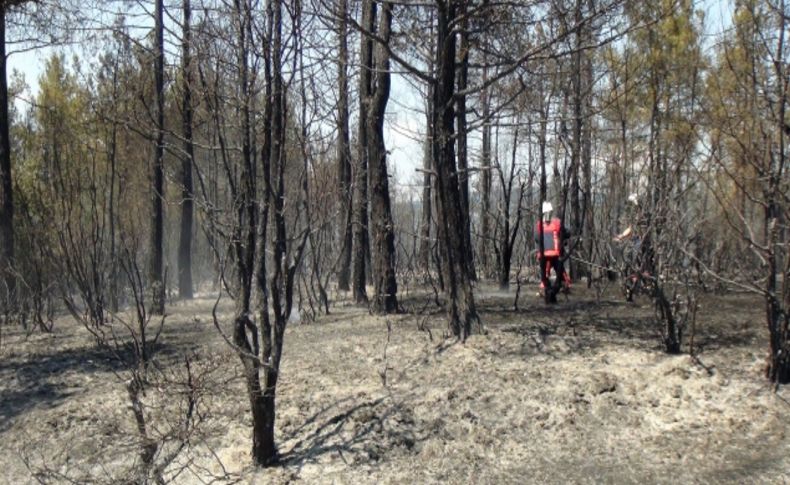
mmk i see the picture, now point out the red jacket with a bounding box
[534,218,568,258]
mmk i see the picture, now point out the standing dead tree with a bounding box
[364,0,399,314]
[198,0,310,466]
[178,0,195,300]
[335,0,353,292]
[351,0,375,305]
[149,0,166,316]
[493,114,528,291]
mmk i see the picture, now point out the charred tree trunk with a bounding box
[569,29,582,282]
[418,27,436,273]
[367,0,398,314]
[433,0,479,339]
[0,7,14,303]
[766,202,790,382]
[765,7,790,385]
[178,0,195,300]
[418,112,432,272]
[227,0,278,467]
[336,0,353,291]
[352,0,375,305]
[150,0,166,315]
[497,123,523,290]
[456,11,475,281]
[253,0,274,464]
[479,73,492,279]
[108,69,120,312]
[581,3,594,288]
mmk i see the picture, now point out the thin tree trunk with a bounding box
[150,0,166,315]
[108,66,119,312]
[418,114,432,272]
[336,0,353,291]
[178,0,195,300]
[418,14,435,274]
[497,122,520,290]
[456,11,475,281]
[570,3,582,281]
[479,69,492,279]
[582,46,593,287]
[352,0,375,304]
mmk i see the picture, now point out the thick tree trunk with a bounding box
[434,0,479,339]
[178,0,195,300]
[367,1,398,314]
[250,376,277,465]
[766,8,790,385]
[352,0,375,305]
[336,0,353,291]
[766,203,790,383]
[150,0,166,315]
[0,8,15,302]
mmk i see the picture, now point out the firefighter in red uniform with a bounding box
[534,201,571,295]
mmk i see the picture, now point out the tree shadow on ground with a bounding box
[478,288,762,358]
[0,340,180,433]
[278,394,432,473]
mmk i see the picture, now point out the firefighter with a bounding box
[613,193,655,300]
[534,201,571,296]
[613,193,653,271]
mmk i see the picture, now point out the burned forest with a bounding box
[1,0,790,483]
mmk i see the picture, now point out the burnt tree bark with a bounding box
[178,0,195,300]
[418,21,436,274]
[433,0,480,339]
[366,0,398,314]
[418,110,433,272]
[568,0,583,282]
[765,7,789,383]
[150,0,166,315]
[479,70,492,279]
[455,9,475,281]
[336,0,353,291]
[0,6,14,301]
[581,52,593,287]
[351,0,374,304]
[227,0,272,467]
[496,122,526,290]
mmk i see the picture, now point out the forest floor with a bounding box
[2,281,790,484]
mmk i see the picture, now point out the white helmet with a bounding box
[627,193,639,205]
[541,201,553,214]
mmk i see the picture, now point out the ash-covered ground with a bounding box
[2,283,788,484]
